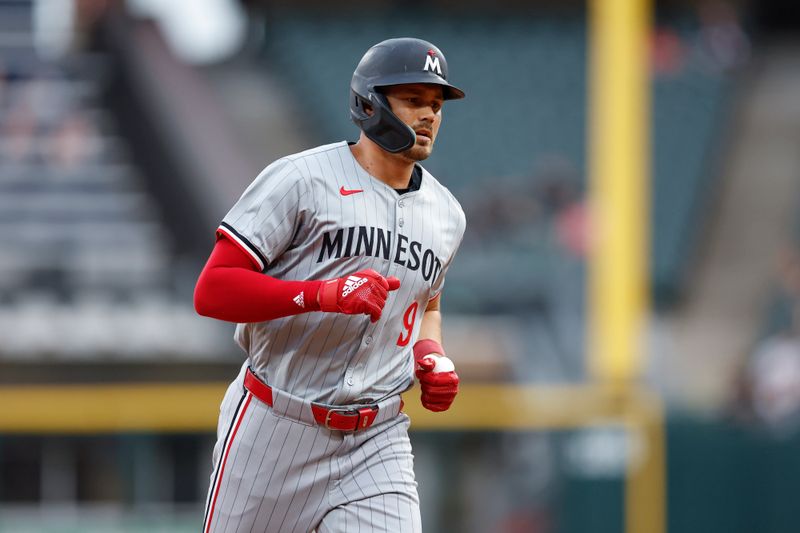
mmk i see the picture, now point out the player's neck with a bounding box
[350,138,414,190]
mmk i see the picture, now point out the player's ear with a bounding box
[363,101,374,117]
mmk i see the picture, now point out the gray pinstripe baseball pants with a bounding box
[203,367,422,533]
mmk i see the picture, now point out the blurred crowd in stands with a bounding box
[0,62,96,170]
[0,35,230,358]
[652,0,750,77]
[462,155,588,259]
[736,245,800,436]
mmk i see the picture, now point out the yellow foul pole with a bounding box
[589,0,663,532]
[589,0,650,387]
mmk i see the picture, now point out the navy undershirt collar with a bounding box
[395,165,422,195]
[347,141,422,195]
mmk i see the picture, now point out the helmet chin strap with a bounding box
[356,92,416,153]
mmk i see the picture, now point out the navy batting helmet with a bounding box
[350,38,465,153]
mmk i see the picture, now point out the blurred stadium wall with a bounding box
[2,0,800,532]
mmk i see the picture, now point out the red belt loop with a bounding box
[244,368,384,432]
[244,367,273,406]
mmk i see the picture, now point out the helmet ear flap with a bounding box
[353,91,416,153]
[350,90,372,122]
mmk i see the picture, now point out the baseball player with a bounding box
[194,37,466,533]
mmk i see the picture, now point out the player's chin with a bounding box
[403,144,433,162]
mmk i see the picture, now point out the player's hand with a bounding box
[317,269,401,322]
[414,342,459,412]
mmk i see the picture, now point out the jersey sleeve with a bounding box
[217,158,310,271]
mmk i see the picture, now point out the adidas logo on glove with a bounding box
[293,292,305,308]
[341,275,368,297]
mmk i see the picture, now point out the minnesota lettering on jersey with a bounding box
[317,226,443,282]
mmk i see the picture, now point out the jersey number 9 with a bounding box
[396,302,419,347]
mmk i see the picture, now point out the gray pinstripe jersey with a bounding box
[217,141,466,405]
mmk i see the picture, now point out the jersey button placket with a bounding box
[397,198,405,230]
[389,196,404,275]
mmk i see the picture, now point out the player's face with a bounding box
[383,84,444,162]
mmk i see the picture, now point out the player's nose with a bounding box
[419,106,437,123]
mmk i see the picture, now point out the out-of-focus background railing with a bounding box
[2,0,800,531]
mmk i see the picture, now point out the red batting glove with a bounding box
[317,269,401,322]
[414,340,459,412]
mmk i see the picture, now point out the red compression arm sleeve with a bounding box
[193,236,322,323]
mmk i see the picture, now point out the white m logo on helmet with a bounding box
[423,55,442,76]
